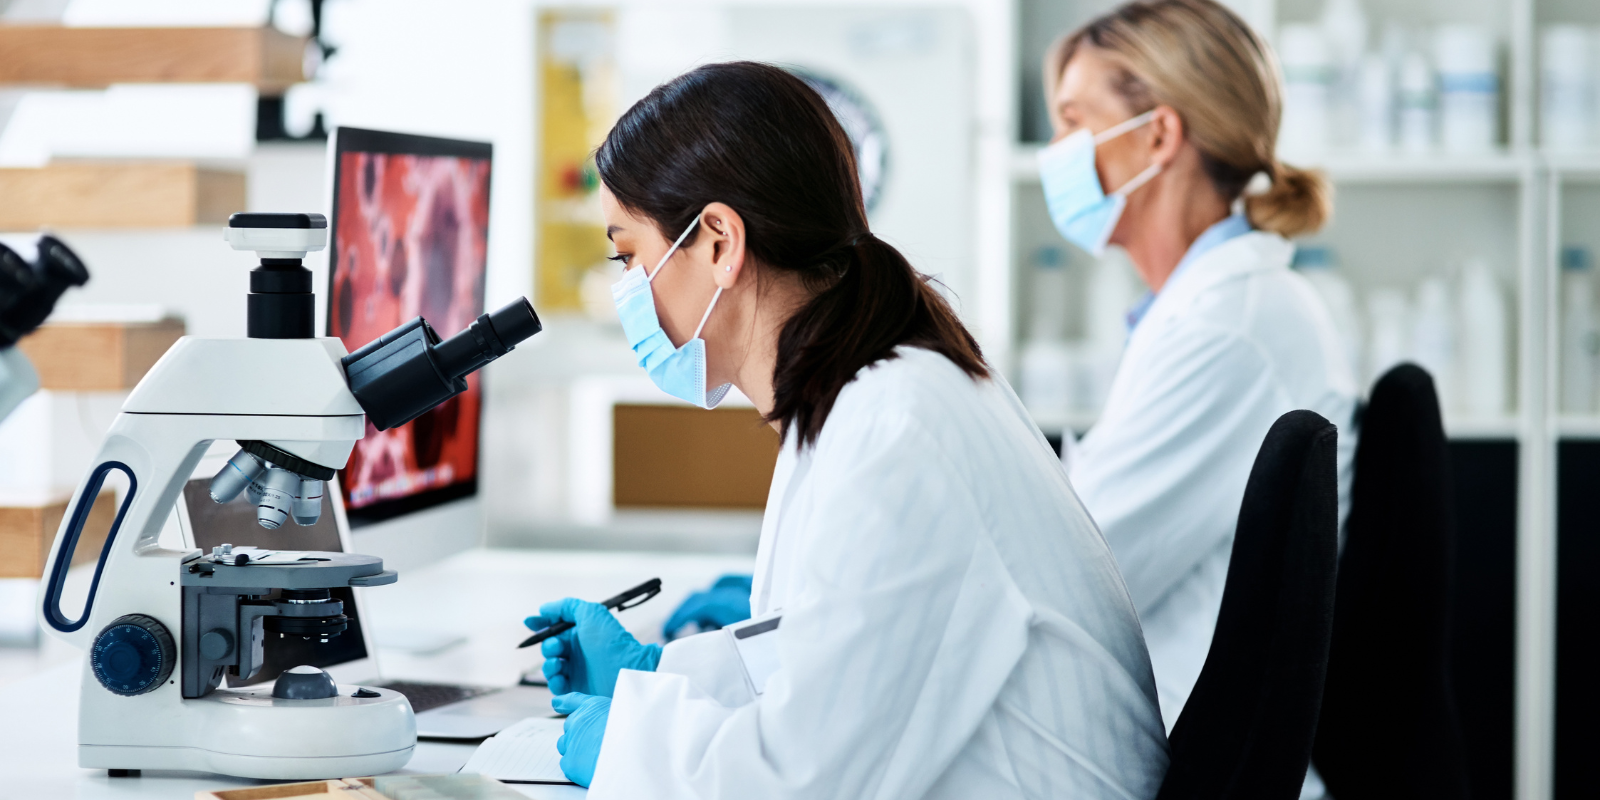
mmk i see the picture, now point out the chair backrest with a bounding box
[1156,410,1339,800]
[1312,364,1470,799]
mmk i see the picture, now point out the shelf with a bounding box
[1545,152,1600,179]
[0,161,245,228]
[0,25,305,92]
[1555,416,1600,439]
[15,318,185,390]
[1010,144,1530,185]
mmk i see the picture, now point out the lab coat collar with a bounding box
[1130,231,1293,344]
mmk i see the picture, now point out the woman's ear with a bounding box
[1148,105,1186,168]
[700,202,746,290]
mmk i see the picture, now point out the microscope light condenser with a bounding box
[35,213,541,780]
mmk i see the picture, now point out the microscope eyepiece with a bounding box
[343,297,541,431]
[0,235,90,348]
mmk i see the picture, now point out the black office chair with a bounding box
[1156,410,1339,800]
[1312,364,1470,799]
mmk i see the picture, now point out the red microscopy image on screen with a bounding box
[327,151,491,510]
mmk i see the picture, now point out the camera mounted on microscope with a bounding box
[211,212,542,529]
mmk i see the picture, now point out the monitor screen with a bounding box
[181,479,368,686]
[326,127,494,527]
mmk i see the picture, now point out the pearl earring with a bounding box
[725,265,732,272]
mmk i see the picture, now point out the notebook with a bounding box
[460,716,575,785]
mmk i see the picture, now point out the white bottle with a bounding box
[1320,0,1369,149]
[1457,260,1508,417]
[1398,50,1437,154]
[1358,52,1394,152]
[1020,246,1073,419]
[1366,288,1411,387]
[1293,246,1364,381]
[1280,24,1334,158]
[1561,247,1598,414]
[1082,249,1139,411]
[1435,25,1499,153]
[1541,26,1593,150]
[1412,275,1458,410]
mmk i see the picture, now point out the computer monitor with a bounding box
[324,127,493,564]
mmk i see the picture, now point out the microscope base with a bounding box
[78,684,417,780]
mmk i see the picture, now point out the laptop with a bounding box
[176,472,554,739]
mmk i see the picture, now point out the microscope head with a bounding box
[203,210,542,528]
[0,234,90,348]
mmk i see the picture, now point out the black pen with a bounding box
[517,577,663,648]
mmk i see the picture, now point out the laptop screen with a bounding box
[181,478,369,686]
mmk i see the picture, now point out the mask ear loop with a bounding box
[1093,109,1157,145]
[647,217,703,283]
[692,287,723,340]
[1112,160,1164,198]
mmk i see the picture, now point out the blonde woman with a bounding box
[1040,0,1357,771]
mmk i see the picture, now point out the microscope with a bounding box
[0,235,90,423]
[36,213,541,780]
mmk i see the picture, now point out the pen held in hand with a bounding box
[517,577,663,648]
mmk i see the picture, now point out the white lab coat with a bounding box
[589,347,1169,799]
[1065,231,1358,730]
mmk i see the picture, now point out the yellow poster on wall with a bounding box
[536,10,616,314]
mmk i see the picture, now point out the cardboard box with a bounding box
[16,318,184,391]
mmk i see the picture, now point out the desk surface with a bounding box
[0,548,754,799]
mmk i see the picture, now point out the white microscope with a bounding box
[36,212,541,780]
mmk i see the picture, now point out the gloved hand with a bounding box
[525,598,661,697]
[553,692,610,788]
[662,573,754,641]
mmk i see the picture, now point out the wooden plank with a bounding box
[0,161,245,228]
[0,490,117,579]
[16,318,185,390]
[613,405,780,509]
[0,25,306,92]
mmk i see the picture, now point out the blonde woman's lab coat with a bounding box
[1066,231,1359,730]
[587,347,1170,800]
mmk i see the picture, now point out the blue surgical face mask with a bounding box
[611,217,733,409]
[1038,110,1162,256]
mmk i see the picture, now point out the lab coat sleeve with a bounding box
[587,411,1034,800]
[1069,321,1288,616]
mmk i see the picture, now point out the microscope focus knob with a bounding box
[90,614,176,696]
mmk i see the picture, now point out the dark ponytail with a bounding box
[596,61,986,447]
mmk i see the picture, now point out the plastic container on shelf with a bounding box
[1291,246,1364,382]
[1280,24,1334,158]
[1366,287,1411,388]
[1319,0,1369,149]
[1398,50,1437,154]
[1561,246,1598,414]
[1457,260,1508,417]
[1413,275,1458,410]
[1434,24,1499,154]
[1020,246,1072,419]
[1541,26,1593,151]
[1358,52,1394,152]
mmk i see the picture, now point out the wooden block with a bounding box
[0,161,246,228]
[0,490,117,579]
[613,405,780,509]
[0,25,306,91]
[16,318,185,390]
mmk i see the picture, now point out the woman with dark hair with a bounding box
[523,61,1168,797]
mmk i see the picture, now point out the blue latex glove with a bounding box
[525,598,661,697]
[553,692,610,787]
[662,573,753,641]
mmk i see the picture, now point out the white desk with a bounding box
[0,548,755,798]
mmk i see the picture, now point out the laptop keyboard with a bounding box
[376,680,498,713]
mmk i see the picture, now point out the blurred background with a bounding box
[0,0,1597,797]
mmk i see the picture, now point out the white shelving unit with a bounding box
[982,1,1600,798]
